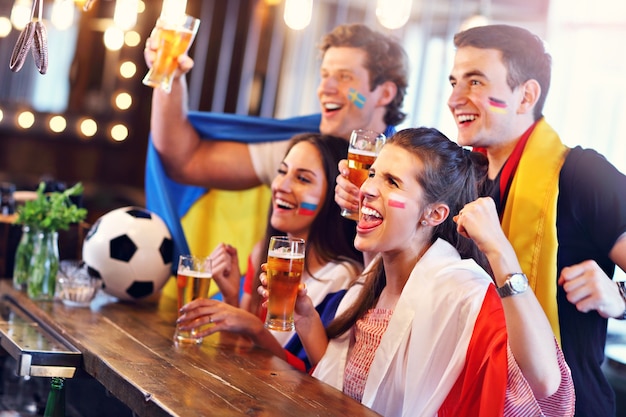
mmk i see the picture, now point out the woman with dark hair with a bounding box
[176,133,362,371]
[290,128,574,416]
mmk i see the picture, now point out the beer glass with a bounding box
[143,14,201,94]
[341,129,387,221]
[264,236,306,332]
[173,254,212,345]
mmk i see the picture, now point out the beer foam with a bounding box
[177,269,213,279]
[268,249,305,259]
[348,148,377,157]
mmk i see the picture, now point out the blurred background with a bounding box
[0,0,624,223]
[0,1,625,415]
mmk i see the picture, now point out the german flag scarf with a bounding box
[499,118,569,342]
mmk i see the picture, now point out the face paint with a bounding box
[297,199,319,216]
[388,193,407,209]
[348,87,366,109]
[488,97,507,114]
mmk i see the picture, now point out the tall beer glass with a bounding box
[173,254,212,345]
[264,236,305,332]
[341,129,387,221]
[143,14,201,94]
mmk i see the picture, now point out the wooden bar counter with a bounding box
[0,280,380,417]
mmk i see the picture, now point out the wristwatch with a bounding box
[496,273,529,298]
[616,282,626,320]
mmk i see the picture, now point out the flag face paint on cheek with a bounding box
[348,87,366,109]
[388,193,407,209]
[297,199,319,216]
[488,97,507,114]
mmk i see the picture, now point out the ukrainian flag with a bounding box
[145,112,320,300]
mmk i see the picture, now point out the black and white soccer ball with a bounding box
[82,206,173,301]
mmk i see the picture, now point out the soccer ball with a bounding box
[82,206,173,301]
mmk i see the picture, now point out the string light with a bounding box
[103,25,125,50]
[110,124,129,142]
[49,115,67,133]
[119,61,137,78]
[79,118,98,138]
[114,92,132,110]
[124,30,141,47]
[17,111,35,129]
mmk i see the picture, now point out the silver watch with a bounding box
[616,282,626,320]
[496,273,529,298]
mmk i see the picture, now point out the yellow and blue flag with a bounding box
[145,112,321,299]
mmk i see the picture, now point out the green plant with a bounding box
[15,182,87,231]
[13,182,88,299]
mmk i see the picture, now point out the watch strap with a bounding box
[496,273,528,298]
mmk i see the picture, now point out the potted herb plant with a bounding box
[13,182,87,300]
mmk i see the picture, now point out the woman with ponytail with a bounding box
[291,128,574,416]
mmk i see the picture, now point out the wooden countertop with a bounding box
[0,280,379,417]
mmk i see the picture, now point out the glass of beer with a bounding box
[142,14,201,94]
[173,254,213,345]
[341,129,387,221]
[264,236,306,332]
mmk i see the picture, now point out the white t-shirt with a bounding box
[248,141,291,186]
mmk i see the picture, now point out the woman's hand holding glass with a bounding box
[257,265,318,329]
[176,298,264,340]
[335,159,361,216]
[258,265,328,365]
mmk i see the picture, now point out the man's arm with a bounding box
[610,233,626,276]
[147,38,262,190]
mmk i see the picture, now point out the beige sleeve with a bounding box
[248,141,290,186]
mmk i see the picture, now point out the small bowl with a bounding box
[56,260,101,307]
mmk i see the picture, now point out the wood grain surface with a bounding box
[0,280,380,417]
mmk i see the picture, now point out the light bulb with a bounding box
[114,0,138,31]
[51,0,76,31]
[376,0,412,30]
[10,0,32,31]
[284,0,312,30]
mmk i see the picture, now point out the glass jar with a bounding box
[13,225,37,291]
[27,230,60,301]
